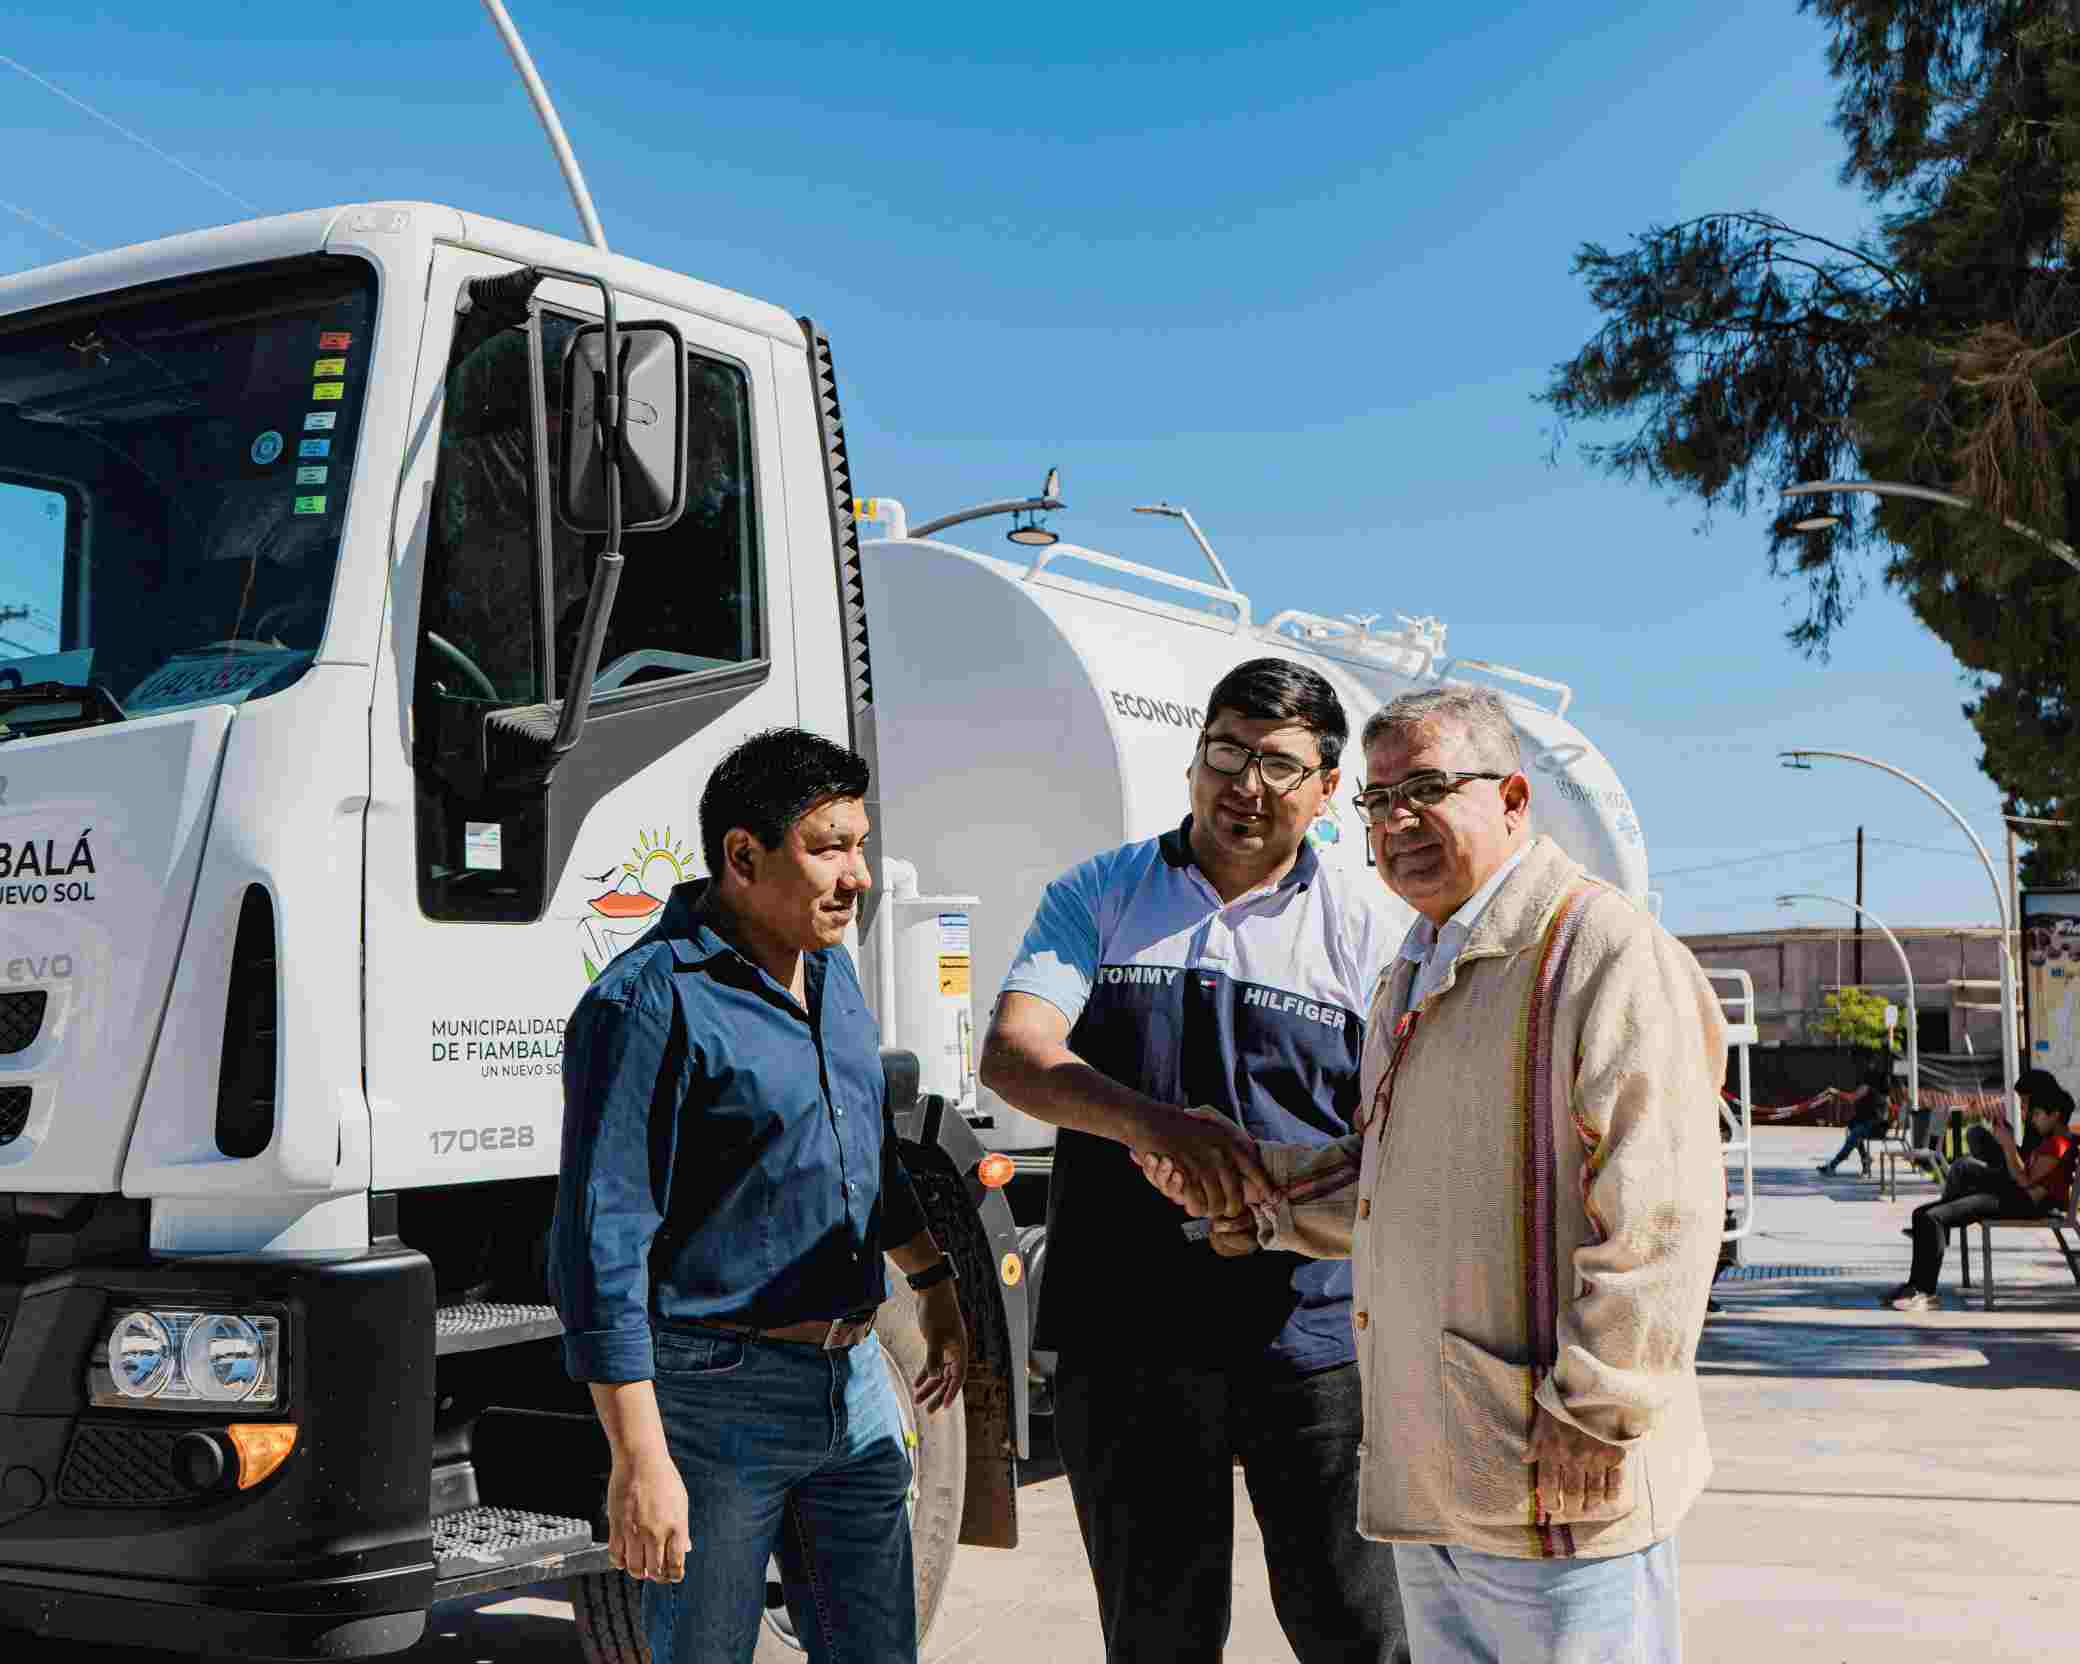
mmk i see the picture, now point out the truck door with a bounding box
[362,247,798,1191]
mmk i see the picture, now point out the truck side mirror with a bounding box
[559,321,688,533]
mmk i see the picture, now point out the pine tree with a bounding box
[1543,0,2080,882]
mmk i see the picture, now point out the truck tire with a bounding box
[569,1285,965,1663]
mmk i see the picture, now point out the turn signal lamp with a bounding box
[976,1153,1016,1189]
[226,1423,300,1489]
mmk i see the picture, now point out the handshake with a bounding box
[1130,1105,1282,1259]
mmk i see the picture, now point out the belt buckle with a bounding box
[822,1311,876,1350]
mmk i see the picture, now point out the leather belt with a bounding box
[696,1309,878,1351]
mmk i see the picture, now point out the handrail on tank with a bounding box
[1022,542,1252,631]
[1264,609,1442,680]
[1703,967,1759,1243]
[1438,656,1574,718]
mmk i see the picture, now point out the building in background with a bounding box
[1677,924,2007,1054]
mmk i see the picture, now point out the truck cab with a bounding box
[0,203,1022,1659]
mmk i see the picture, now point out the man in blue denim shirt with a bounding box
[549,728,968,1664]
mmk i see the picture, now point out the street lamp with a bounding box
[1777,891,1919,1134]
[1131,501,1238,592]
[1778,748,2019,1133]
[906,468,1066,545]
[1780,478,2080,577]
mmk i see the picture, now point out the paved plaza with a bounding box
[18,1126,2079,1662]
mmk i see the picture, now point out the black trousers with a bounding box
[1907,1157,2041,1291]
[1053,1354,1409,1664]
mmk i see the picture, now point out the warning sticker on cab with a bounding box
[318,331,353,350]
[938,955,971,997]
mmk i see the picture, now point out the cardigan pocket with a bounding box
[1440,1331,1631,1528]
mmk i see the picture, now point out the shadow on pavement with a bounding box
[417,1592,581,1659]
[1699,1316,2080,1387]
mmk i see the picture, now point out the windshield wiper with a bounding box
[0,680,128,742]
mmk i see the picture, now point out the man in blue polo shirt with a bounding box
[981,659,1409,1663]
[550,727,969,1664]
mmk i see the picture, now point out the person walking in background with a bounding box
[1144,686,1726,1664]
[549,728,969,1664]
[981,658,1410,1664]
[1817,1064,1894,1177]
[1887,1069,2076,1313]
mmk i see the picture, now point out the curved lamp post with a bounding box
[1776,891,1919,1128]
[1779,748,2017,1132]
[1781,478,2080,577]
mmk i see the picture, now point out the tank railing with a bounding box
[1263,609,1442,680]
[1704,968,1760,1243]
[1022,542,1252,631]
[1437,656,1574,718]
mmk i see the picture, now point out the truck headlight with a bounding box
[108,1311,174,1398]
[90,1309,283,1410]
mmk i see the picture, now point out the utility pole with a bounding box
[1854,826,1865,987]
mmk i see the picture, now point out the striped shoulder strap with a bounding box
[1516,879,1602,1557]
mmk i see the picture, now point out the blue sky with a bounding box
[0,2,2026,935]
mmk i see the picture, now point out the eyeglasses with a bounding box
[1197,735,1327,795]
[1351,770,1508,826]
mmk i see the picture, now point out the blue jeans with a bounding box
[1392,1537,1680,1663]
[643,1325,916,1664]
[1821,1120,1879,1170]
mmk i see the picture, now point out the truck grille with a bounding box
[0,991,45,1055]
[0,1087,27,1145]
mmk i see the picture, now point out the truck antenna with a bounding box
[478,0,610,252]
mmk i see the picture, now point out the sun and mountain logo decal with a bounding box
[579,829,699,980]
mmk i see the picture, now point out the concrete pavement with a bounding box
[13,1125,2077,1661]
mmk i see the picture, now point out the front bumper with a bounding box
[0,1242,436,1658]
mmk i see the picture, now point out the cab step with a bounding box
[430,1504,610,1600]
[435,1301,564,1355]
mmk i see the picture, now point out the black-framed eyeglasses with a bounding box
[1197,735,1328,795]
[1351,771,1508,825]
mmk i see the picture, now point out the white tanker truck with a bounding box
[0,196,1719,1663]
[855,498,1649,1152]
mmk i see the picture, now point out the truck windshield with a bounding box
[0,255,374,734]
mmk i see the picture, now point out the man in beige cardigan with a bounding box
[1144,686,1726,1662]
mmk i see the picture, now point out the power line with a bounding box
[0,198,92,253]
[0,52,258,216]
[1654,837,1856,881]
[1868,835,1990,861]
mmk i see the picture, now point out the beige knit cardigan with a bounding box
[1255,835,1728,1559]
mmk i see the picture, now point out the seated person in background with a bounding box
[1885,1069,2076,1313]
[1817,1066,1893,1176]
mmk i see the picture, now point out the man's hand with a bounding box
[912,1280,968,1414]
[1134,1105,1273,1218]
[1526,1407,1625,1523]
[1134,1151,1263,1255]
[1205,1214,1261,1257]
[603,1443,690,1583]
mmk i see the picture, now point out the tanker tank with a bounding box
[859,526,1649,1153]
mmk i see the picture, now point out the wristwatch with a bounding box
[905,1258,958,1293]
